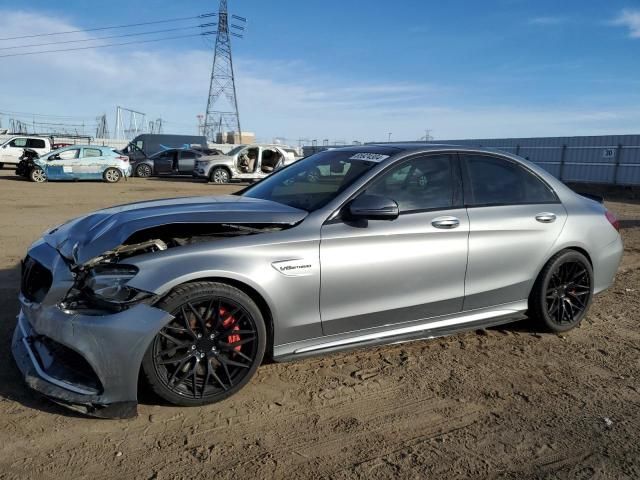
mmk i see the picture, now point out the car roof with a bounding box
[323,142,526,158]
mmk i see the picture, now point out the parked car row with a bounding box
[3,133,304,184]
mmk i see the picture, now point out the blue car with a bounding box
[28,145,132,183]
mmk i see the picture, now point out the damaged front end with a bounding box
[14,195,307,417]
[60,222,290,314]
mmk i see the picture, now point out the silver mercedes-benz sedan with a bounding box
[12,144,623,418]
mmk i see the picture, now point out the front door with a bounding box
[45,148,81,180]
[459,153,568,310]
[153,151,173,174]
[1,137,27,164]
[320,153,469,335]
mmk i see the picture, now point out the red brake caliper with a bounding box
[219,307,241,352]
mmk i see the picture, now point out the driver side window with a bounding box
[365,154,454,213]
[57,149,80,160]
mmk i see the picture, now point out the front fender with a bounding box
[125,242,322,345]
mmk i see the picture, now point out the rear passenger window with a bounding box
[365,154,454,212]
[462,155,557,206]
[26,139,46,149]
[83,148,102,158]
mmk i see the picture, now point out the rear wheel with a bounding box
[29,167,46,183]
[135,163,152,177]
[103,167,121,183]
[141,282,266,406]
[529,250,593,332]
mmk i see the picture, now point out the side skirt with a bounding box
[273,307,527,362]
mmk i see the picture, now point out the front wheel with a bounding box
[103,167,121,183]
[141,282,266,406]
[210,167,230,184]
[29,167,46,183]
[529,250,594,332]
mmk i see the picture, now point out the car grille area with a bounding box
[21,256,53,303]
[28,335,103,394]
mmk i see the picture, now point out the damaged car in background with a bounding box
[16,145,131,183]
[12,145,623,418]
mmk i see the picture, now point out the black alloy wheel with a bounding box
[142,282,266,406]
[530,250,593,332]
[136,163,152,177]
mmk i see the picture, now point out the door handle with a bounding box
[535,212,556,223]
[431,216,460,229]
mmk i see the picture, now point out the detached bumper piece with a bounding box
[12,316,136,419]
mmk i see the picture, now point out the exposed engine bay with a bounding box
[61,222,289,313]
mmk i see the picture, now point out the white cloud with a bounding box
[612,8,640,38]
[0,10,638,144]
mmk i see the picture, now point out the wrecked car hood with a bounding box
[44,195,307,266]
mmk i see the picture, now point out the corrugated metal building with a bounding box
[303,134,640,185]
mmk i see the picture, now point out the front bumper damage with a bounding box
[11,241,173,419]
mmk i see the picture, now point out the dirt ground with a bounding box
[0,168,638,480]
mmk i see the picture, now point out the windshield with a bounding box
[242,150,380,211]
[225,145,246,156]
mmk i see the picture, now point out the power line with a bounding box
[0,31,216,58]
[0,23,217,51]
[0,109,95,120]
[0,13,217,42]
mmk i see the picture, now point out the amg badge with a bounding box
[272,259,315,277]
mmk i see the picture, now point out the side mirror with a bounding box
[347,194,399,221]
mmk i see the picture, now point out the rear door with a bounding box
[320,153,469,335]
[178,150,199,173]
[78,147,107,179]
[460,153,567,310]
[26,138,49,156]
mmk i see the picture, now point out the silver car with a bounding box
[12,145,623,418]
[193,144,298,183]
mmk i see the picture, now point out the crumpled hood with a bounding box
[44,195,307,265]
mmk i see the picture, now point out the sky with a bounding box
[0,0,638,144]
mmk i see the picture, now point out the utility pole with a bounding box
[203,0,246,143]
[387,132,392,142]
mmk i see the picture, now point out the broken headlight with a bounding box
[84,265,142,304]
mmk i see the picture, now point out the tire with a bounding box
[135,163,152,177]
[29,167,46,183]
[529,250,594,333]
[210,167,230,184]
[141,281,267,406]
[103,167,121,183]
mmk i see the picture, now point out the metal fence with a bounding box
[304,134,640,186]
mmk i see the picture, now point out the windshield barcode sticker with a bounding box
[349,153,390,161]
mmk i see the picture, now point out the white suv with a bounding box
[0,136,52,167]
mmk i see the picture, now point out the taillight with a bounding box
[117,156,129,162]
[605,210,620,232]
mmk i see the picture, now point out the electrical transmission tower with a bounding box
[203,0,246,142]
[148,118,164,134]
[96,114,109,138]
[115,106,146,140]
